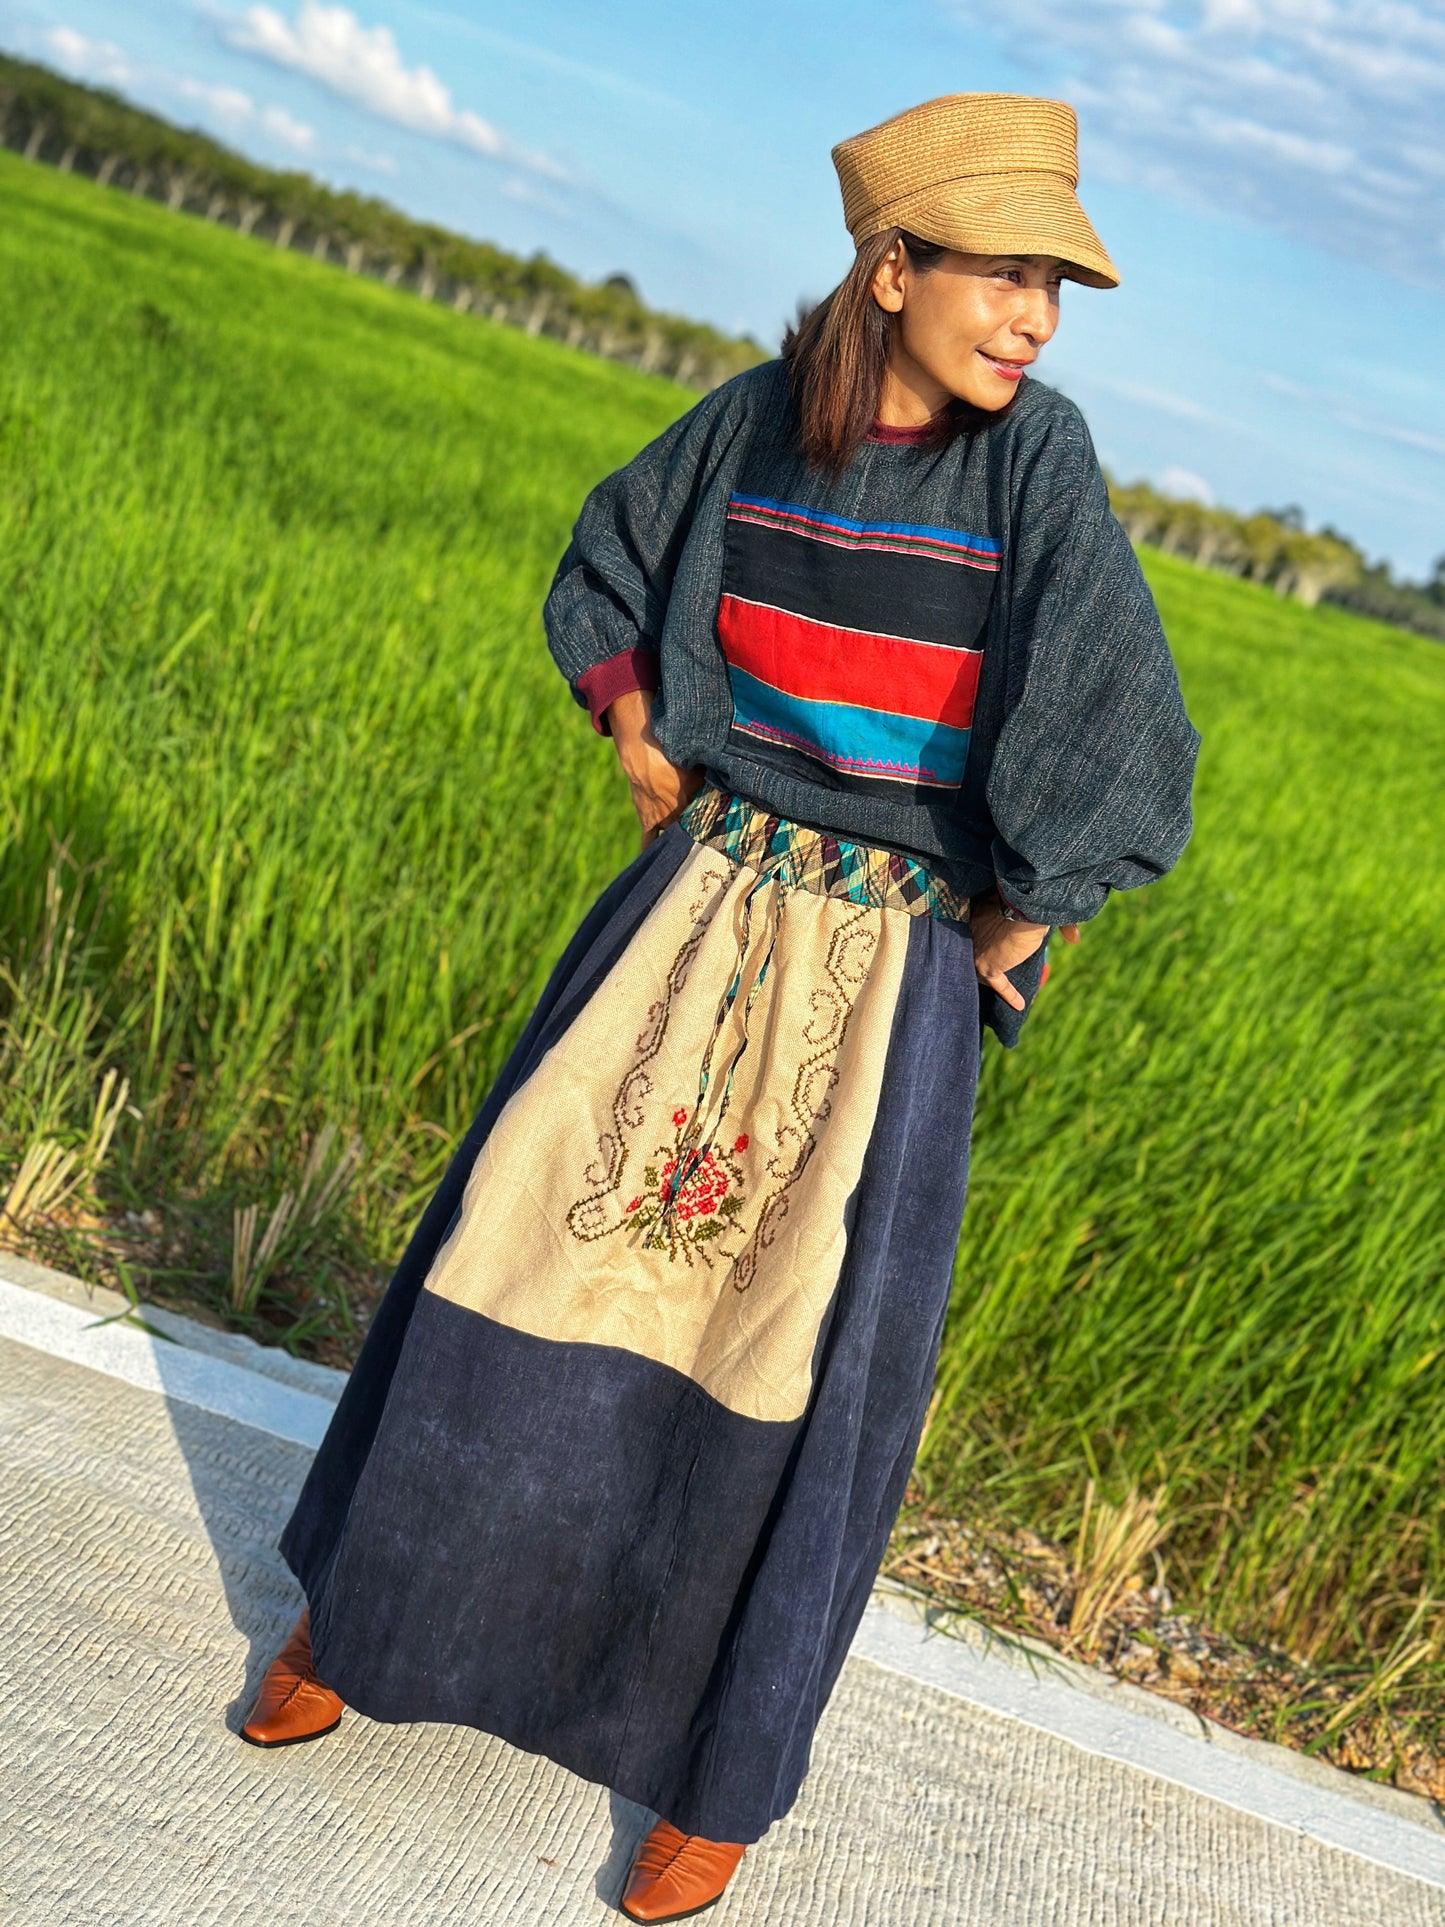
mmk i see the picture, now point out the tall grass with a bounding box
[929,565,1445,1660]
[1,154,1442,1669]
[0,152,666,1259]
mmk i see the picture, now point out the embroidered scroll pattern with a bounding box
[731,906,875,1292]
[565,867,729,1248]
[566,887,874,1287]
[422,840,909,1425]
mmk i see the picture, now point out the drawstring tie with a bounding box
[645,834,792,1249]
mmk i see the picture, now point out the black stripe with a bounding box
[724,514,996,650]
[724,730,956,806]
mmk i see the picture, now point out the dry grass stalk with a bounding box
[229,1189,298,1312]
[1316,1613,1438,1748]
[1,1068,130,1232]
[1068,1479,1171,1655]
[228,1124,364,1313]
[296,1123,364,1229]
[2,1139,81,1229]
[84,1067,129,1174]
[229,1201,258,1309]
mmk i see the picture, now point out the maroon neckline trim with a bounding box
[866,420,935,445]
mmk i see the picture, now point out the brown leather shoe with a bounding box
[240,1609,345,1747]
[620,1819,746,1923]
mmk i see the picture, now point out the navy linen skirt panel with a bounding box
[280,789,981,1845]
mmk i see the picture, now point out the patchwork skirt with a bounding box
[280,787,981,1845]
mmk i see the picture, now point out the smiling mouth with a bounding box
[978,352,1033,381]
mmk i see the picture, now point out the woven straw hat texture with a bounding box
[832,93,1118,289]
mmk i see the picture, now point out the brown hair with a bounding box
[781,228,1013,472]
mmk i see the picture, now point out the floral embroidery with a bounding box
[566,869,728,1248]
[620,1112,748,1261]
[567,856,870,1278]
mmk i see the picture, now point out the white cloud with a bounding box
[178,77,255,123]
[396,8,690,117]
[1192,112,1353,176]
[1263,371,1445,459]
[1158,465,1214,501]
[1074,371,1221,423]
[500,173,570,219]
[344,143,398,173]
[223,1,565,178]
[172,76,314,149]
[946,0,1445,289]
[260,104,316,150]
[46,26,132,84]
[1335,410,1445,458]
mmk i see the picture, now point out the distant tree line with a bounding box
[1109,476,1445,640]
[5,53,1441,641]
[0,51,766,390]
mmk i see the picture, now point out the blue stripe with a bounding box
[727,668,971,788]
[730,493,1000,557]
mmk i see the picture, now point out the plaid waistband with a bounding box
[679,786,971,925]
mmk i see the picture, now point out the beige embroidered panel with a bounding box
[423,844,910,1424]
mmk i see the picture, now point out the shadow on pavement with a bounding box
[161,1394,314,1732]
[162,1383,649,1914]
[595,1792,654,1910]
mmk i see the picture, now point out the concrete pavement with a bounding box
[2,1270,1442,1925]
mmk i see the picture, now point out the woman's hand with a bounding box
[971,897,1080,1011]
[606,688,703,848]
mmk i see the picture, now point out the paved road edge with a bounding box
[4,1252,1441,1892]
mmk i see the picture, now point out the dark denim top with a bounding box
[544,361,1200,1042]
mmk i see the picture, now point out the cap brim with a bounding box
[855,172,1118,289]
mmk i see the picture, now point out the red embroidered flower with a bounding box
[625,1196,642,1214]
[671,1108,689,1127]
[733,1134,749,1153]
[657,1149,730,1219]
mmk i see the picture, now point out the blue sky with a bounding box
[5,0,1445,576]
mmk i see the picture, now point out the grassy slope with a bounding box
[936,561,1445,1657]
[0,152,678,1228]
[2,154,1442,1666]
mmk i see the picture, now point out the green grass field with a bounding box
[3,153,1442,1683]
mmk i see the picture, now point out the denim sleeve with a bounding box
[985,413,1201,927]
[542,382,747,710]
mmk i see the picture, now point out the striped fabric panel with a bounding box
[728,493,1001,570]
[717,595,983,732]
[728,667,971,790]
[718,487,1000,801]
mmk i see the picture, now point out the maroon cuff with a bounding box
[576,648,660,735]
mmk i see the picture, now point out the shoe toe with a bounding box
[621,1828,745,1922]
[241,1680,344,1747]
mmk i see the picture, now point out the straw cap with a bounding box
[832,94,1118,289]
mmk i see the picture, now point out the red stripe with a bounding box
[717,596,982,729]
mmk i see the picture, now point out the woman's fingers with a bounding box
[633,773,703,849]
[978,966,1027,1012]
[624,749,703,847]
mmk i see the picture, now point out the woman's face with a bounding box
[872,246,1065,415]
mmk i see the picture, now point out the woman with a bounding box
[245,94,1198,1922]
